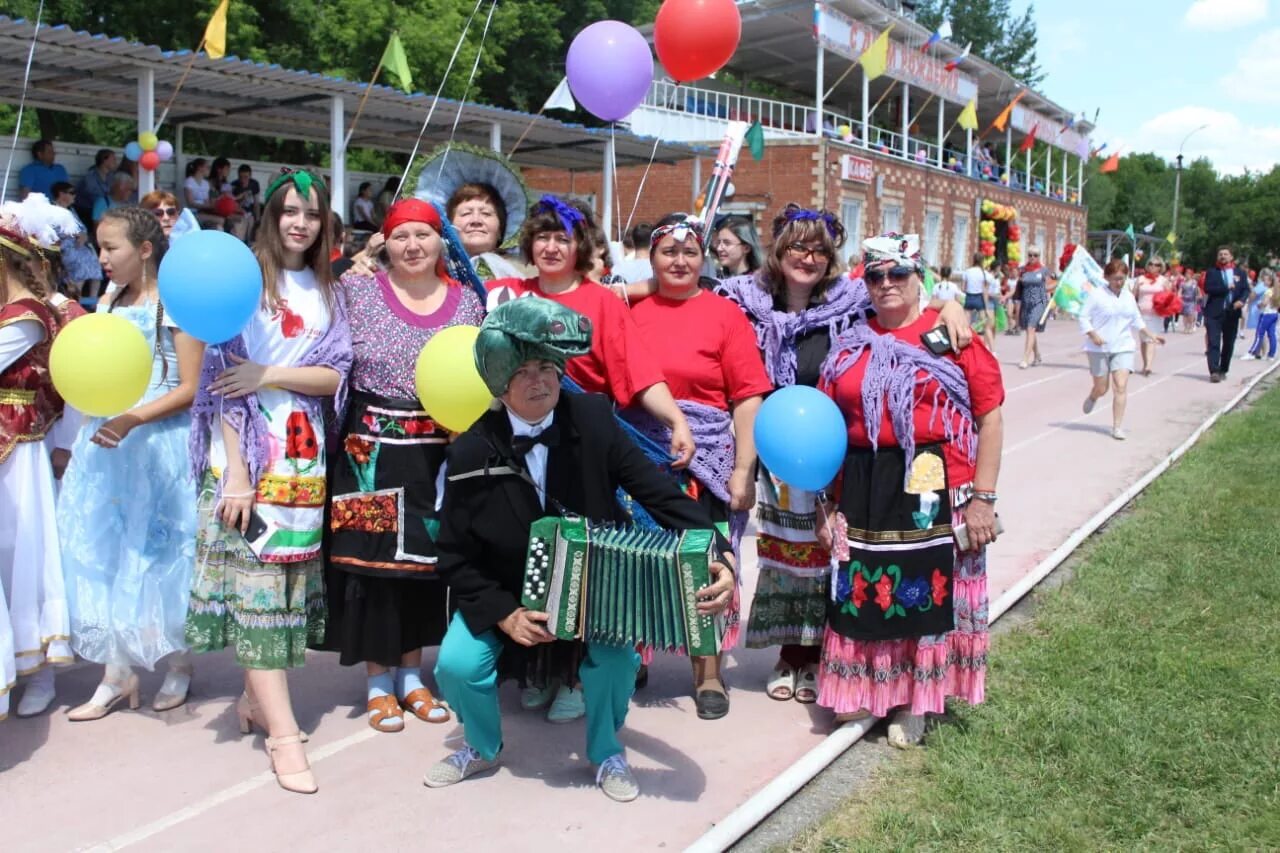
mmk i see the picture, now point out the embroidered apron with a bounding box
[828,444,955,641]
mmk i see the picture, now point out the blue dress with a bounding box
[58,300,197,669]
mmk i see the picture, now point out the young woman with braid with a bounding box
[56,206,205,719]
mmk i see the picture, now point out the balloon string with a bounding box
[623,134,661,240]
[2,0,45,204]
[397,0,488,196]
[436,0,498,182]
[611,122,622,244]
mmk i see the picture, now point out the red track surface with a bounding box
[2,320,1269,852]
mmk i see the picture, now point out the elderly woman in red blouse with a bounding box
[817,232,1005,747]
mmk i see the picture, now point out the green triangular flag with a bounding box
[381,32,413,93]
[1124,223,1136,242]
[745,121,765,161]
[922,266,935,296]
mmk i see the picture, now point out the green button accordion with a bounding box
[521,516,723,656]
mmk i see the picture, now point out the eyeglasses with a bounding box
[150,206,179,218]
[712,238,744,250]
[864,266,914,285]
[784,243,832,263]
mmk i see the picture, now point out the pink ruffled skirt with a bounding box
[817,546,988,717]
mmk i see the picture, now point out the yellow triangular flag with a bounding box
[858,25,894,82]
[380,32,413,94]
[992,90,1026,132]
[957,98,978,131]
[202,0,229,59]
[1166,232,1178,245]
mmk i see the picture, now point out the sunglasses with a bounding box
[150,206,179,218]
[864,265,914,285]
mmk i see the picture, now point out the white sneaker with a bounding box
[1082,395,1096,414]
[423,745,500,788]
[1112,427,1127,441]
[596,753,640,802]
[886,710,926,748]
[1241,353,1257,361]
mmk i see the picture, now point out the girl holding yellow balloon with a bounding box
[56,206,206,721]
[314,198,484,734]
[0,216,75,720]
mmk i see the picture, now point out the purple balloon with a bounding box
[566,21,654,122]
[156,140,174,162]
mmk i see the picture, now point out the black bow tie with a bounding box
[511,423,560,457]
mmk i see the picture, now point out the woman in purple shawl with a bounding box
[715,204,971,708]
[626,213,773,720]
[816,232,1003,746]
[185,170,353,795]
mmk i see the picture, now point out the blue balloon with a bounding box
[124,141,143,161]
[753,386,848,492]
[158,230,262,344]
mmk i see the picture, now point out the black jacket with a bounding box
[1202,266,1251,318]
[436,392,733,636]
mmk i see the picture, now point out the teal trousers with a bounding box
[434,611,640,765]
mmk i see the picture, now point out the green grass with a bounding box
[794,383,1280,852]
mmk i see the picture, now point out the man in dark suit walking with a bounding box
[425,298,736,803]
[1201,245,1252,382]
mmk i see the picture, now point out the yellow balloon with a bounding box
[138,132,159,151]
[415,325,492,433]
[49,313,152,417]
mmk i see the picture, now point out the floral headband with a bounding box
[265,168,328,204]
[533,194,585,236]
[862,232,922,272]
[775,206,840,241]
[649,215,706,251]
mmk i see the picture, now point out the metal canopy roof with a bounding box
[643,0,1091,142]
[0,15,699,171]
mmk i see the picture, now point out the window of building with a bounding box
[1054,224,1067,267]
[953,214,970,270]
[923,211,942,267]
[882,203,902,236]
[840,199,864,264]
[1034,224,1047,259]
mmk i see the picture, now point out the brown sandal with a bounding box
[367,694,405,732]
[400,687,451,723]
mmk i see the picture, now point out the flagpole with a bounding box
[155,37,205,133]
[344,62,384,150]
[908,91,938,128]
[867,80,900,119]
[507,107,546,159]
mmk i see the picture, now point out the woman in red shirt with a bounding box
[626,214,773,719]
[817,232,1005,746]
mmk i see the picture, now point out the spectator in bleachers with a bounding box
[18,139,69,199]
[351,182,377,232]
[92,172,135,224]
[374,176,398,227]
[116,156,140,200]
[209,158,248,241]
[49,181,103,299]
[231,165,261,239]
[183,158,226,232]
[74,148,117,225]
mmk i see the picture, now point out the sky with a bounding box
[1021,0,1279,174]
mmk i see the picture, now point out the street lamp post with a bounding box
[1172,124,1208,247]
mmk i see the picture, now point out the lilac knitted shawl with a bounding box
[820,320,976,487]
[715,273,869,387]
[622,401,748,554]
[189,296,353,496]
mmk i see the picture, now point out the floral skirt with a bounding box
[817,543,988,717]
[185,476,325,669]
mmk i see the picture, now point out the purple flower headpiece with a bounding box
[776,206,841,241]
[534,194,586,236]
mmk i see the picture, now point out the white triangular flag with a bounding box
[542,77,577,112]
[938,20,953,40]
[1143,221,1155,234]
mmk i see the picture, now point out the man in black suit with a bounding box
[425,298,735,802]
[1202,244,1252,382]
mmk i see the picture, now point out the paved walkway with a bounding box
[2,320,1270,853]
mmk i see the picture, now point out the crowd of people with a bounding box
[1,144,1009,805]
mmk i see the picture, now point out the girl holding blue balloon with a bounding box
[185,170,351,795]
[57,206,206,720]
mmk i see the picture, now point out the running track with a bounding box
[2,320,1269,852]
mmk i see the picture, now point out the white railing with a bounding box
[634,82,1082,206]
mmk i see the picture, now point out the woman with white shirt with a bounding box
[182,158,225,232]
[1080,259,1164,440]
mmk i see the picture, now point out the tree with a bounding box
[917,0,1045,85]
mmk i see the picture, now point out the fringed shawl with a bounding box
[189,295,353,498]
[715,273,869,387]
[820,320,976,487]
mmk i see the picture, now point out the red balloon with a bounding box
[139,150,161,171]
[654,0,741,83]
[214,195,239,218]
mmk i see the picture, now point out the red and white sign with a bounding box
[840,154,874,183]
